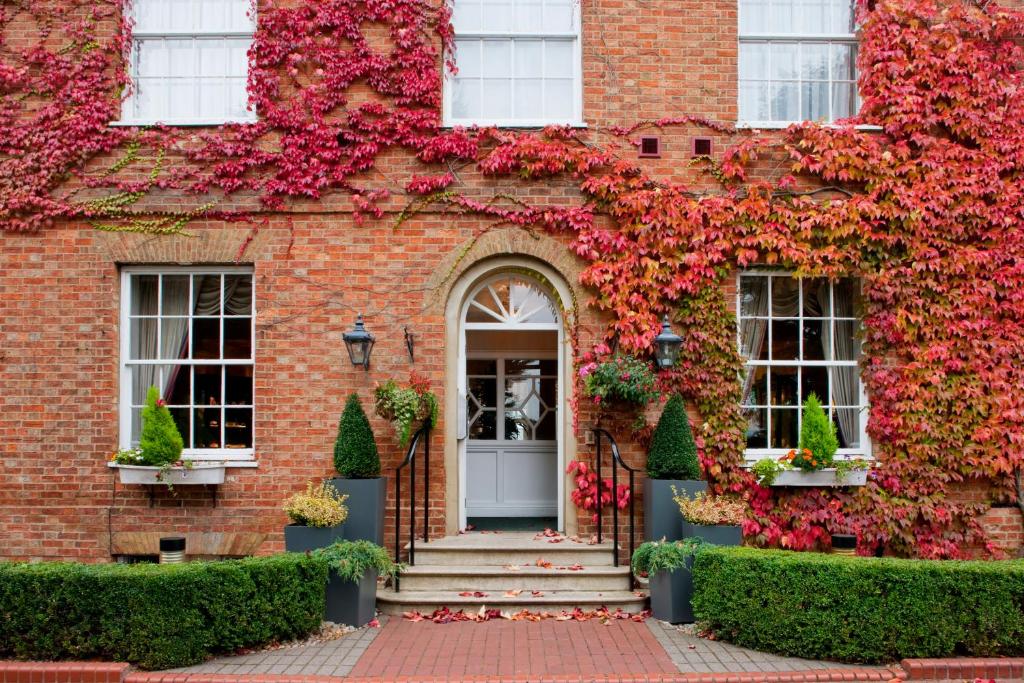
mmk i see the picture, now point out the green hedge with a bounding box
[0,553,327,670]
[692,546,1024,664]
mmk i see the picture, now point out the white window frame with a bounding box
[737,0,858,128]
[443,1,585,128]
[118,3,257,126]
[119,266,256,463]
[736,270,871,461]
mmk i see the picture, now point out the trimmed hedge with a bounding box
[0,553,327,670]
[692,546,1024,663]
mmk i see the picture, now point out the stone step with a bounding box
[376,588,648,615]
[407,534,617,567]
[397,564,631,592]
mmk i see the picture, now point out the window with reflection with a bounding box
[467,358,557,441]
[121,269,255,458]
[738,0,858,124]
[737,273,867,456]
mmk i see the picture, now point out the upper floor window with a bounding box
[120,268,255,460]
[737,273,868,458]
[738,0,858,126]
[446,0,582,127]
[120,0,255,126]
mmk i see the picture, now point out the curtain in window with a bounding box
[739,278,769,401]
[821,283,859,447]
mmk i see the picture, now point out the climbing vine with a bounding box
[1,0,1022,557]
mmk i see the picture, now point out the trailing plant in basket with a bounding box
[374,372,438,447]
[313,540,400,583]
[647,395,701,480]
[334,393,381,478]
[579,354,658,406]
[631,537,708,576]
[284,481,349,528]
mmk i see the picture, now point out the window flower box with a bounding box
[771,468,867,487]
[110,462,226,486]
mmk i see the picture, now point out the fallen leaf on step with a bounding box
[531,590,544,597]
[535,558,553,569]
[588,534,599,545]
[367,618,380,628]
[503,564,522,571]
[504,589,523,597]
[565,563,585,571]
[634,591,646,598]
[689,645,697,650]
[403,611,425,622]
[458,591,488,597]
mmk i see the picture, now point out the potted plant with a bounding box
[674,490,745,545]
[312,540,398,627]
[283,481,349,553]
[327,393,385,544]
[373,372,438,448]
[632,538,707,624]
[110,387,225,487]
[644,394,705,541]
[761,394,869,487]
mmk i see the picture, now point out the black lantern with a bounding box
[653,314,683,369]
[342,314,375,370]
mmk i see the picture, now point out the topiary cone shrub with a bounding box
[334,393,380,479]
[139,386,184,465]
[793,393,838,470]
[647,394,702,480]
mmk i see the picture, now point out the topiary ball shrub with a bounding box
[139,386,184,465]
[647,394,701,480]
[334,393,380,479]
[795,393,838,469]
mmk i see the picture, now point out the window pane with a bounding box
[740,276,769,317]
[194,405,222,448]
[545,40,574,79]
[831,0,854,33]
[832,81,855,119]
[482,40,511,77]
[739,0,769,34]
[515,79,543,118]
[833,320,857,360]
[224,274,252,315]
[194,275,222,315]
[833,278,857,316]
[740,319,769,361]
[192,318,220,359]
[801,43,830,80]
[193,365,221,405]
[166,0,194,32]
[771,277,800,316]
[469,376,498,409]
[545,79,573,119]
[770,43,799,81]
[505,358,556,376]
[168,79,196,121]
[834,409,860,448]
[543,0,575,32]
[794,0,830,34]
[770,408,799,448]
[516,40,543,77]
[515,0,543,32]
[130,365,170,404]
[801,365,828,404]
[198,41,227,77]
[223,318,252,359]
[453,78,481,119]
[830,365,859,408]
[455,40,481,77]
[225,365,253,405]
[482,0,513,32]
[163,365,190,405]
[200,80,228,119]
[803,319,828,360]
[770,366,799,406]
[743,407,768,448]
[137,41,169,78]
[161,274,190,314]
[771,320,800,360]
[482,79,512,118]
[160,318,190,359]
[452,0,482,33]
[130,319,158,359]
[831,43,856,81]
[469,409,497,439]
[802,278,828,316]
[739,42,769,80]
[131,274,159,315]
[768,0,795,34]
[467,359,498,374]
[741,365,768,405]
[170,407,192,450]
[770,82,799,121]
[224,408,252,449]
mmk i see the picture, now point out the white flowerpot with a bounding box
[772,468,868,487]
[112,463,226,486]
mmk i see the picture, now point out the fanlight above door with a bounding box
[465,275,560,327]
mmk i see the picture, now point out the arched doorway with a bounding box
[455,268,568,532]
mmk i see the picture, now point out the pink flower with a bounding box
[578,362,597,378]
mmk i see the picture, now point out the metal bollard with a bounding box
[159,536,186,564]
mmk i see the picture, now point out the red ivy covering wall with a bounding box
[1,0,1022,557]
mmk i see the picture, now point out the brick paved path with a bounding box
[347,617,677,680]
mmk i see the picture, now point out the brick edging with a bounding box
[901,657,1024,681]
[130,671,899,682]
[0,662,130,683]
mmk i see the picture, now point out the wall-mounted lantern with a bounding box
[342,313,375,370]
[653,314,683,369]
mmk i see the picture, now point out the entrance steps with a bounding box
[376,531,647,615]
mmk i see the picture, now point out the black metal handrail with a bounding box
[592,428,639,584]
[394,419,431,592]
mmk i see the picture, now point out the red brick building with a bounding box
[0,0,1020,564]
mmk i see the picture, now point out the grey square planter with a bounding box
[644,479,706,541]
[327,477,386,545]
[284,523,346,553]
[649,556,695,624]
[680,522,742,546]
[326,569,378,627]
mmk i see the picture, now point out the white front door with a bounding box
[458,273,563,524]
[465,356,558,517]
